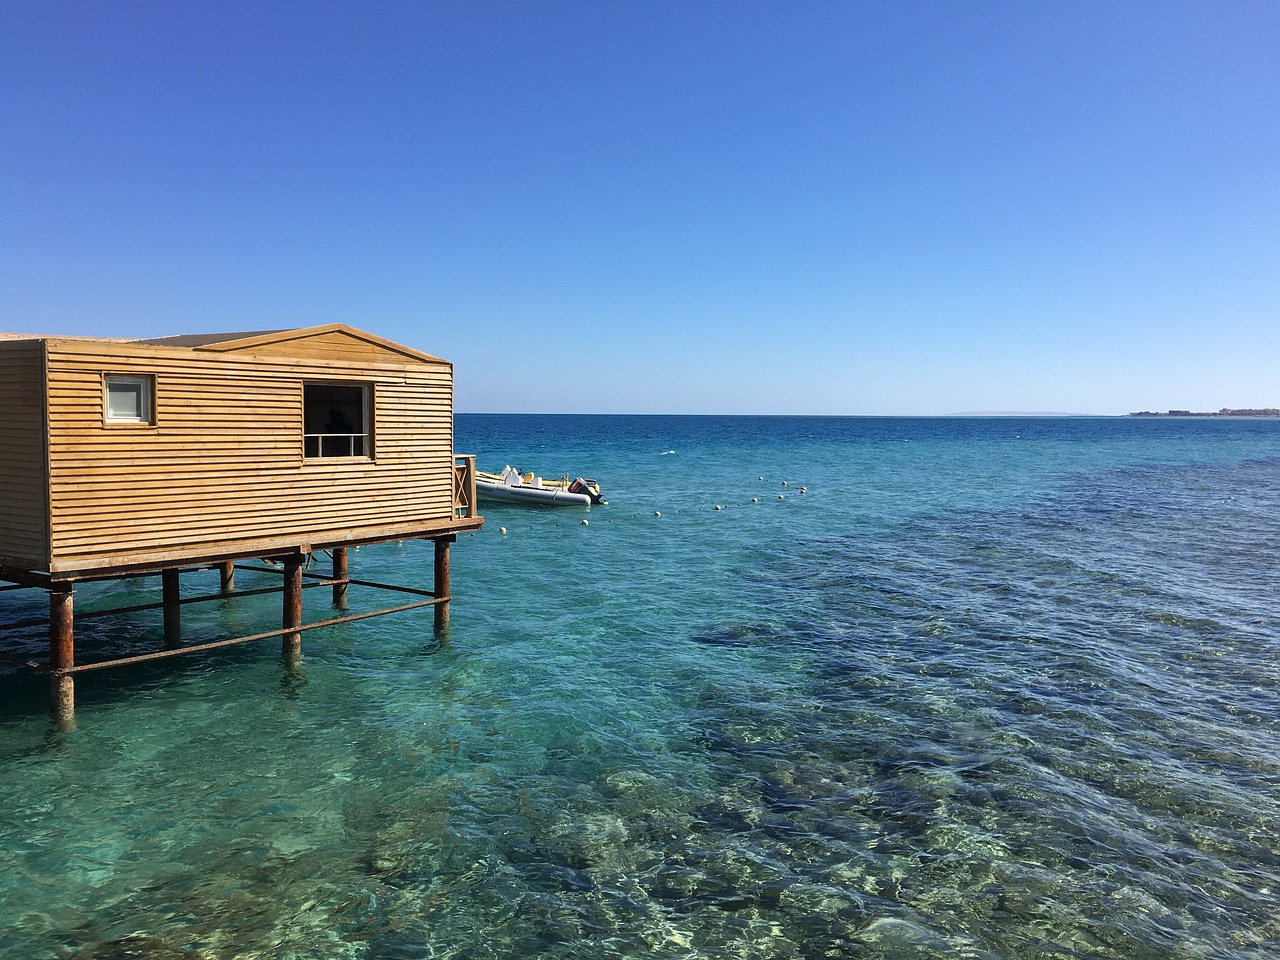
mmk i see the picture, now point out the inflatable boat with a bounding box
[476,466,606,506]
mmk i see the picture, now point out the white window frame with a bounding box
[104,374,154,424]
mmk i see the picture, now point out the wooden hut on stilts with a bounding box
[0,324,481,726]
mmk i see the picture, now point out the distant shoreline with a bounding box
[1129,408,1279,418]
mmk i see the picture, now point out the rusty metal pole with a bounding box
[220,561,235,595]
[433,536,452,633]
[282,552,303,665]
[162,568,181,647]
[332,547,348,609]
[49,586,75,728]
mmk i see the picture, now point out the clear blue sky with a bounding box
[3,1,1277,414]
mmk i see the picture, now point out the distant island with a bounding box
[1129,408,1279,418]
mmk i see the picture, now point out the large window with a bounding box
[304,383,371,459]
[105,374,154,424]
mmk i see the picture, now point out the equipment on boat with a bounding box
[475,465,606,506]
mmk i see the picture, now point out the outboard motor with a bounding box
[569,478,606,504]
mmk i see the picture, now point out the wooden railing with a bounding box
[453,454,478,519]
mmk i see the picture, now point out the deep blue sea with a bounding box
[2,415,1279,959]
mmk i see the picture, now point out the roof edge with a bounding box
[189,324,446,363]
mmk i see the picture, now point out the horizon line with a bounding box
[454,411,1119,418]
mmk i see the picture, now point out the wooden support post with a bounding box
[220,561,235,595]
[162,568,181,647]
[434,536,452,633]
[282,552,304,664]
[332,547,348,609]
[50,586,75,728]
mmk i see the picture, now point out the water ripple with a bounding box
[2,419,1279,958]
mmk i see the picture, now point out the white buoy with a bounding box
[758,476,765,481]
[800,486,807,493]
[778,494,785,500]
[581,519,589,526]
[751,497,759,503]
[499,527,507,534]
[782,480,788,487]
[654,511,661,517]
[714,504,722,511]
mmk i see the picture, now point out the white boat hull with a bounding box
[475,478,595,506]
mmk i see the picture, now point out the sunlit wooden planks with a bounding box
[15,329,465,575]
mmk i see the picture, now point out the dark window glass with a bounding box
[304,383,369,458]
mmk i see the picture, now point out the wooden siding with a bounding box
[43,336,458,574]
[0,340,51,568]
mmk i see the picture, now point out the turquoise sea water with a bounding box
[2,415,1279,959]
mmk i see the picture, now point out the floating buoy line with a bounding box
[488,476,811,534]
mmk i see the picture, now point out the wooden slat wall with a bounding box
[44,337,455,573]
[0,340,51,568]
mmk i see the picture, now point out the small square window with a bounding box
[105,375,153,423]
[304,382,371,458]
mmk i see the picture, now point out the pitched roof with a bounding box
[136,331,286,347]
[2,325,444,363]
[173,324,445,363]
[0,332,136,342]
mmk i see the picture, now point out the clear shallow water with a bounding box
[2,415,1279,959]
